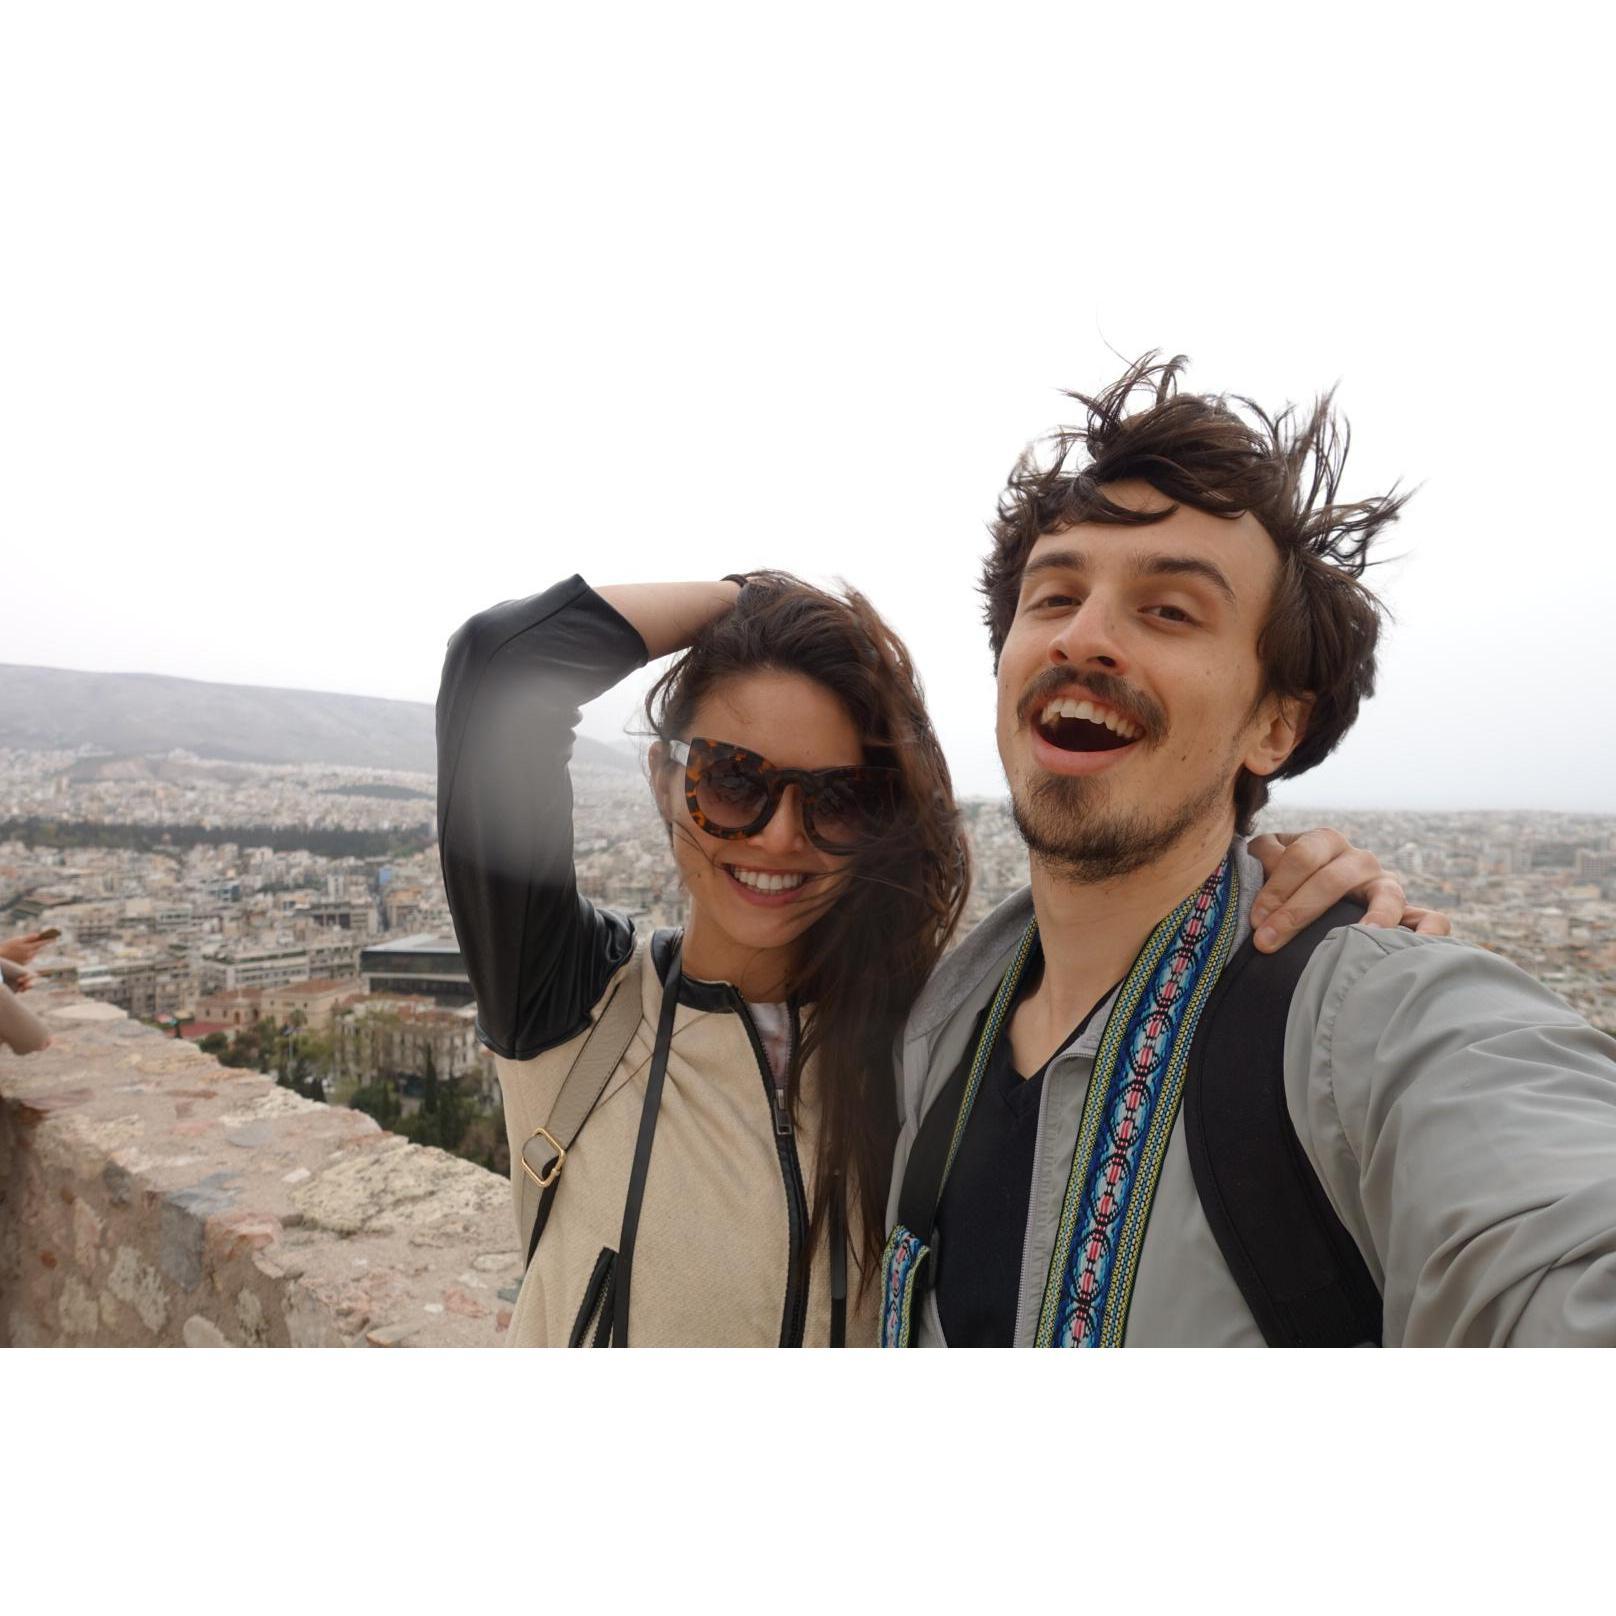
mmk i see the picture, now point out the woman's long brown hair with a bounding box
[645,573,969,1294]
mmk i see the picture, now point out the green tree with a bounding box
[298,1027,336,1104]
[198,1031,230,1056]
[434,1070,473,1153]
[220,1021,266,1070]
[350,1080,401,1127]
[461,1102,510,1176]
[401,1046,474,1153]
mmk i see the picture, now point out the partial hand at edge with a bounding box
[1246,828,1451,954]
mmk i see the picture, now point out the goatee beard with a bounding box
[1010,770,1230,882]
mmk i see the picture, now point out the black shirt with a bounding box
[932,941,1110,1347]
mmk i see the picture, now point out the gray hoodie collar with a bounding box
[908,838,1264,1048]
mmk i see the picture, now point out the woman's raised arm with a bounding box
[436,575,744,1059]
[594,580,740,660]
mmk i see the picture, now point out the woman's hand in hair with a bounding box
[1246,828,1452,953]
[594,580,743,661]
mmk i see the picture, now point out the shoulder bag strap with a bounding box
[610,938,683,1346]
[522,939,646,1271]
[1183,900,1384,1347]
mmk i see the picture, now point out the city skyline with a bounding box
[6,749,1614,1040]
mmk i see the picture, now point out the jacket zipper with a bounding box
[569,1246,617,1348]
[729,988,810,1347]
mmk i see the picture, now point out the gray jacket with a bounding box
[887,842,1616,1346]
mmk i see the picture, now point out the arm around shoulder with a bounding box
[1285,927,1616,1346]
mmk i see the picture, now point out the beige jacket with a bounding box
[497,942,879,1347]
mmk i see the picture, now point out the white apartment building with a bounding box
[198,942,311,993]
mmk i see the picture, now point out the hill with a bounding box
[0,663,637,775]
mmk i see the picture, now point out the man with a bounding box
[883,354,1616,1347]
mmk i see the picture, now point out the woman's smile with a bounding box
[722,863,817,905]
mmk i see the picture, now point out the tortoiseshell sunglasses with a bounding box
[667,737,899,853]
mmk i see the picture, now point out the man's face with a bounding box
[995,479,1302,880]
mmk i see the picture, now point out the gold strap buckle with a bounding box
[521,1126,567,1190]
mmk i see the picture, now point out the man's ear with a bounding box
[648,740,676,828]
[1243,694,1310,780]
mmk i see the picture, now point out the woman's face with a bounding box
[654,669,865,988]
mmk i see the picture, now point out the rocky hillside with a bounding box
[0,663,636,775]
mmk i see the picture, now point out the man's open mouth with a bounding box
[1034,696,1143,754]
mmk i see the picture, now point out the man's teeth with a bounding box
[1039,697,1142,740]
[730,869,808,892]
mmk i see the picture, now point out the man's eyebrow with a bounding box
[1020,547,1238,607]
[1021,548,1086,583]
[1134,553,1238,606]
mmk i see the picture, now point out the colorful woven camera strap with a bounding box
[880,855,1239,1348]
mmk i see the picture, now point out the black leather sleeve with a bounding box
[436,575,648,1059]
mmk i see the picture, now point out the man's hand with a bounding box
[1247,829,1453,954]
[0,932,50,967]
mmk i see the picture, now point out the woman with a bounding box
[436,572,1423,1346]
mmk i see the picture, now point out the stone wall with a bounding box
[0,984,523,1346]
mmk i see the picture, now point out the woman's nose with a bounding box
[751,784,810,852]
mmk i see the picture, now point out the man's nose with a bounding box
[1047,594,1125,672]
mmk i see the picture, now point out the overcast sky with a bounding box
[4,6,1612,811]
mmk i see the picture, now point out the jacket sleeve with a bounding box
[1285,926,1616,1346]
[437,575,648,1060]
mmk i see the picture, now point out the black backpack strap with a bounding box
[1184,899,1384,1348]
[893,1018,979,1296]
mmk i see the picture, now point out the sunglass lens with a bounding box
[696,758,770,830]
[809,775,894,847]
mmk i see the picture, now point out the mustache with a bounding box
[1015,666,1165,742]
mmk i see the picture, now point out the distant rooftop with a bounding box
[361,933,460,956]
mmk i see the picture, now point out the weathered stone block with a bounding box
[49,1002,127,1024]
[159,1173,239,1291]
[236,1286,268,1346]
[183,1315,231,1348]
[72,1198,103,1271]
[443,1286,489,1319]
[107,1245,170,1335]
[58,1277,100,1340]
[205,1211,282,1267]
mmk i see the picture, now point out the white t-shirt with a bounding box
[746,998,792,1090]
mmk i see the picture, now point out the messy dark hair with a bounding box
[645,573,969,1297]
[982,352,1411,831]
